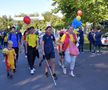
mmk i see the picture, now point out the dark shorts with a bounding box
[45,51,55,60]
[59,51,65,57]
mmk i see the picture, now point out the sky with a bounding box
[0,0,55,17]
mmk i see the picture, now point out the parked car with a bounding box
[101,32,108,46]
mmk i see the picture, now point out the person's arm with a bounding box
[60,34,66,44]
[36,36,39,49]
[52,34,57,45]
[13,49,16,60]
[8,33,11,41]
[25,35,29,54]
[60,34,66,51]
[17,34,21,48]
[42,35,45,55]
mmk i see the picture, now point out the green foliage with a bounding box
[52,0,108,25]
[0,15,13,31]
[42,12,64,30]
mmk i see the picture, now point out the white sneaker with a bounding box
[25,55,27,58]
[61,65,64,69]
[58,61,62,67]
[63,68,67,75]
[70,71,75,77]
[33,68,36,72]
[30,70,34,75]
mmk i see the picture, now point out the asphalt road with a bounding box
[0,49,108,90]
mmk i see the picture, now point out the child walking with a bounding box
[3,41,16,78]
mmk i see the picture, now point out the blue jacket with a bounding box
[78,30,84,44]
[88,32,95,43]
[94,31,102,46]
[8,33,20,48]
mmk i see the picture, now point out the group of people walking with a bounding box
[2,25,103,81]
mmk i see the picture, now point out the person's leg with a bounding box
[81,43,84,52]
[70,56,76,71]
[44,53,50,77]
[50,51,56,73]
[15,47,19,61]
[98,45,101,53]
[89,42,92,52]
[4,42,6,47]
[13,47,19,61]
[70,56,76,77]
[93,44,97,53]
[27,46,33,70]
[45,60,50,77]
[39,55,45,67]
[92,41,95,53]
[35,49,39,59]
[50,51,57,79]
[32,48,37,68]
[51,58,56,74]
[63,49,71,74]
[78,44,81,52]
[13,47,19,69]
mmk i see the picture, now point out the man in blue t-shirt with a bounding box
[42,26,57,80]
[8,26,20,71]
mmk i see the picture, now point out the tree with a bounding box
[0,15,13,31]
[42,12,64,30]
[52,0,108,26]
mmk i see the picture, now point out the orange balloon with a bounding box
[77,10,82,16]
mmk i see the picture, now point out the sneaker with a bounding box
[70,71,75,77]
[53,73,57,80]
[7,73,10,78]
[25,55,27,58]
[63,68,67,75]
[30,70,34,75]
[61,65,64,69]
[45,72,49,77]
[10,74,13,79]
[33,68,36,72]
[13,69,16,73]
[39,62,42,67]
[58,61,62,67]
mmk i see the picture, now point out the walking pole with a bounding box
[45,59,57,86]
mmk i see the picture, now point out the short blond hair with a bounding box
[8,40,13,45]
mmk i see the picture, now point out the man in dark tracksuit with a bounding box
[78,27,84,52]
[94,29,102,53]
[88,29,95,52]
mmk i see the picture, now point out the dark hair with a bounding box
[97,27,100,30]
[11,26,16,30]
[60,33,64,37]
[45,26,52,30]
[29,26,35,30]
